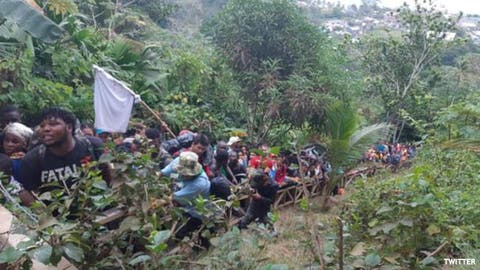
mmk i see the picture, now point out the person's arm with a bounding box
[252,192,275,204]
[99,163,112,184]
[160,157,179,177]
[18,190,36,207]
[173,181,204,206]
[16,148,41,206]
[253,185,277,204]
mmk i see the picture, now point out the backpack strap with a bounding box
[77,136,97,160]
[37,144,47,169]
[37,137,97,167]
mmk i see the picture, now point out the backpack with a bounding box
[161,138,180,155]
[176,132,195,149]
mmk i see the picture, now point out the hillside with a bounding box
[0,0,479,269]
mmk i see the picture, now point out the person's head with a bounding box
[0,105,21,128]
[134,123,146,136]
[81,124,95,137]
[145,128,160,140]
[2,123,33,155]
[174,151,203,179]
[216,141,228,152]
[95,129,111,143]
[249,169,269,188]
[145,127,161,147]
[228,151,238,165]
[238,151,246,160]
[38,107,76,147]
[227,136,241,150]
[190,133,210,156]
[215,149,229,167]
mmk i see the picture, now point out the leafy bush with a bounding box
[342,146,480,268]
[199,226,279,269]
[0,145,231,269]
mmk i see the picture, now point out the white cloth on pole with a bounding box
[93,65,141,133]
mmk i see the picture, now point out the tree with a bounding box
[433,92,480,140]
[361,0,460,142]
[288,100,390,208]
[202,0,352,143]
[322,101,390,198]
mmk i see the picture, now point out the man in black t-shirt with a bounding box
[17,108,109,206]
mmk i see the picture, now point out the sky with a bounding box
[337,0,480,15]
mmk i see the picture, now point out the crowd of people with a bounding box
[0,104,421,248]
[0,105,332,245]
[363,140,416,165]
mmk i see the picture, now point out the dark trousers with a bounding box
[175,214,211,248]
[238,200,271,229]
[175,214,203,240]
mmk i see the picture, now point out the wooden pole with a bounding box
[336,216,344,270]
[139,100,176,138]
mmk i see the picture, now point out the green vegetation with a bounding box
[202,0,356,143]
[0,0,479,269]
[343,146,480,269]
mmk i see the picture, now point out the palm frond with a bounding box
[324,101,358,141]
[349,123,392,148]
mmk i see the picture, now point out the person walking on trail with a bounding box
[17,108,110,207]
[161,151,211,241]
[239,169,278,229]
[163,133,213,178]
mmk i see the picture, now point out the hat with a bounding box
[174,151,203,176]
[227,136,241,146]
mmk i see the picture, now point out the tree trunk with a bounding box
[396,120,406,143]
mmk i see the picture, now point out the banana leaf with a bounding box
[0,0,63,43]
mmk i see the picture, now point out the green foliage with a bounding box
[343,146,480,268]
[361,0,461,141]
[4,1,480,268]
[203,0,357,142]
[6,77,93,126]
[0,0,64,43]
[46,0,79,16]
[199,226,278,269]
[138,38,244,136]
[0,247,24,263]
[0,145,234,268]
[203,0,325,76]
[324,101,389,172]
[131,0,178,27]
[433,91,480,140]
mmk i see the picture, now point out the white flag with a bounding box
[93,65,141,133]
